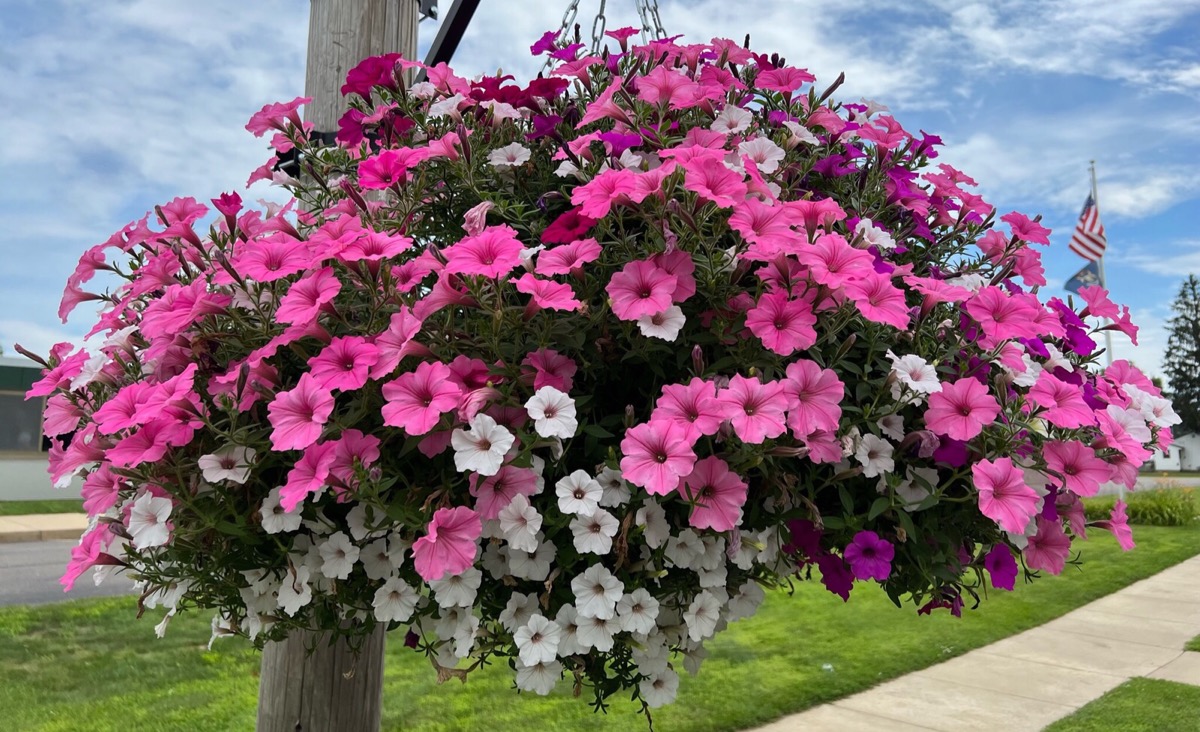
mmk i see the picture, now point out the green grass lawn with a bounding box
[2,524,1198,732]
[0,500,84,516]
[1044,678,1200,732]
[1188,634,1200,653]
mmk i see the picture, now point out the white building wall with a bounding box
[1175,433,1200,471]
[0,458,83,501]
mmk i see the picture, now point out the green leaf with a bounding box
[867,497,891,521]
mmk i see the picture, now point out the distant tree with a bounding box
[1163,275,1200,434]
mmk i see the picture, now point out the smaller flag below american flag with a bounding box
[1065,260,1101,295]
[1069,193,1106,261]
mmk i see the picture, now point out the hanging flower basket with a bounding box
[28,26,1171,715]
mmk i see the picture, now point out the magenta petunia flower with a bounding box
[276,267,342,325]
[744,290,818,355]
[1093,500,1135,551]
[781,359,844,437]
[412,506,482,581]
[381,361,463,435]
[1042,439,1110,497]
[1027,372,1097,429]
[512,273,584,311]
[984,544,1018,591]
[541,209,598,245]
[308,336,381,392]
[718,375,788,444]
[357,147,433,189]
[681,456,748,532]
[843,531,894,581]
[972,457,1039,535]
[469,465,540,520]
[338,230,414,262]
[924,378,1001,441]
[521,349,577,392]
[652,378,727,442]
[536,238,602,276]
[606,260,678,321]
[1023,517,1072,575]
[443,225,526,279]
[619,420,697,495]
[267,374,336,452]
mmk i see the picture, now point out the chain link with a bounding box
[590,0,608,57]
[542,0,669,73]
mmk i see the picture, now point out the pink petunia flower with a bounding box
[795,234,874,289]
[521,349,577,392]
[718,375,788,444]
[744,290,818,355]
[783,198,847,241]
[60,524,116,592]
[470,465,540,520]
[652,378,727,442]
[357,147,433,189]
[1042,440,1110,497]
[924,378,1001,441]
[844,273,910,330]
[338,230,414,262]
[682,157,748,209]
[1023,517,1071,575]
[681,456,748,532]
[412,506,483,581]
[1027,372,1096,429]
[370,306,426,379]
[308,336,381,392]
[1093,500,1135,551]
[267,374,336,451]
[570,168,637,219]
[843,531,894,581]
[512,273,583,311]
[443,225,526,279]
[107,420,193,469]
[619,421,697,495]
[536,238,602,276]
[276,267,342,325]
[279,441,337,512]
[972,457,1040,534]
[230,238,313,282]
[964,287,1041,347]
[381,361,463,435]
[606,260,678,321]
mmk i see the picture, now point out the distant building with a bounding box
[1150,432,1200,472]
[0,356,74,500]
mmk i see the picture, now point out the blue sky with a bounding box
[2,0,1198,382]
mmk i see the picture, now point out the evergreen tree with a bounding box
[1163,275,1200,434]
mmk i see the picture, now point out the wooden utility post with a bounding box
[256,2,418,730]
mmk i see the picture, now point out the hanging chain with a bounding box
[542,0,669,73]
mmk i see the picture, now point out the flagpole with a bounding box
[1090,160,1114,368]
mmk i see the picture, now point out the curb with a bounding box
[0,514,88,544]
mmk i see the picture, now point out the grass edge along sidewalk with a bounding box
[0,523,1197,731]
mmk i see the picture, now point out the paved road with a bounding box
[0,540,135,606]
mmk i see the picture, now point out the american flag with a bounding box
[1069,194,1106,261]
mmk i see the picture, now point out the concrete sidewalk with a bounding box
[750,555,1200,732]
[0,513,88,543]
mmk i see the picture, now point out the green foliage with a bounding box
[1045,679,1200,732]
[1083,486,1198,526]
[1163,274,1200,434]
[0,500,84,516]
[1,523,1196,731]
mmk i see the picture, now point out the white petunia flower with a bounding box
[345,504,387,542]
[737,136,786,173]
[554,603,585,656]
[430,566,482,608]
[318,531,360,580]
[128,492,173,549]
[682,643,709,676]
[571,564,624,620]
[639,669,680,708]
[632,633,670,676]
[488,142,531,168]
[524,386,578,439]
[556,470,603,516]
[616,588,660,635]
[499,591,539,632]
[683,590,722,642]
[260,487,302,535]
[451,413,515,476]
[726,580,766,622]
[514,614,562,666]
[665,529,704,569]
[635,499,671,549]
[360,536,408,580]
[575,613,617,652]
[636,306,686,341]
[855,434,895,478]
[887,351,942,394]
[896,466,938,511]
[69,352,109,391]
[197,445,256,484]
[877,414,905,441]
[498,494,542,553]
[595,466,631,507]
[514,659,562,695]
[782,120,819,147]
[855,218,896,251]
[372,577,419,623]
[711,105,753,134]
[480,541,510,579]
[427,92,466,120]
[509,537,556,581]
[570,508,620,555]
[554,160,582,178]
[276,565,313,617]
